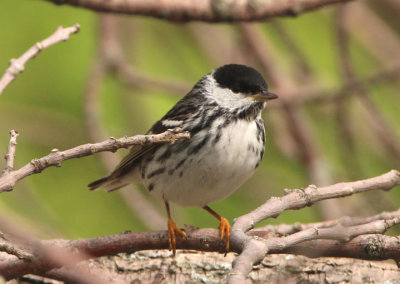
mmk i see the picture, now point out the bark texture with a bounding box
[77,251,400,283]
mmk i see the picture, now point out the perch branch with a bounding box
[1,217,400,280]
[0,25,80,95]
[1,171,400,280]
[228,170,400,283]
[42,0,355,22]
[0,129,190,193]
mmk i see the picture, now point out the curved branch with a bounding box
[0,129,190,193]
[0,25,80,95]
[43,0,355,22]
[228,170,400,283]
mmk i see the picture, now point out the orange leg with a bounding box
[165,201,186,256]
[203,205,231,254]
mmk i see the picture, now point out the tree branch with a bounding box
[0,25,80,96]
[1,171,400,280]
[228,170,400,283]
[74,250,400,282]
[0,129,190,193]
[0,238,33,261]
[259,208,400,235]
[42,0,355,22]
[2,222,400,280]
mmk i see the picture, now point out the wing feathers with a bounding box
[88,86,204,191]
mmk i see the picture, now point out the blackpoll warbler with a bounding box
[89,64,278,255]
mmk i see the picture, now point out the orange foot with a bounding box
[219,217,231,254]
[167,219,187,256]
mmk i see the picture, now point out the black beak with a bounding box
[253,90,278,101]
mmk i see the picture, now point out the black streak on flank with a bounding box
[147,167,166,179]
[254,150,264,169]
[256,119,265,144]
[140,164,146,179]
[145,153,155,162]
[157,148,172,162]
[213,131,221,145]
[189,108,221,137]
[188,135,210,155]
[175,158,186,170]
[248,143,255,153]
[260,149,265,160]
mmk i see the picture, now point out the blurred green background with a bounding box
[0,0,399,239]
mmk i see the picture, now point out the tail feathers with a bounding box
[88,176,128,192]
[88,176,109,190]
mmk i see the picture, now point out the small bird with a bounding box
[88,64,278,255]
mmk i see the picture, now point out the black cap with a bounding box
[213,64,269,95]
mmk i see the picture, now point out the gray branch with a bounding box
[0,129,190,193]
[228,170,400,283]
[0,25,80,95]
[1,171,400,281]
[42,0,355,22]
[2,130,19,176]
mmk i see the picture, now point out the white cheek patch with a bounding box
[204,75,255,110]
[162,120,183,127]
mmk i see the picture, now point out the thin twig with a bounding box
[258,208,400,235]
[263,217,400,253]
[42,0,355,22]
[0,129,190,193]
[2,130,19,176]
[0,25,80,95]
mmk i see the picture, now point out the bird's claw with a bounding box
[219,217,231,255]
[167,219,187,256]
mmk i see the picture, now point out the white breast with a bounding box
[143,116,265,207]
